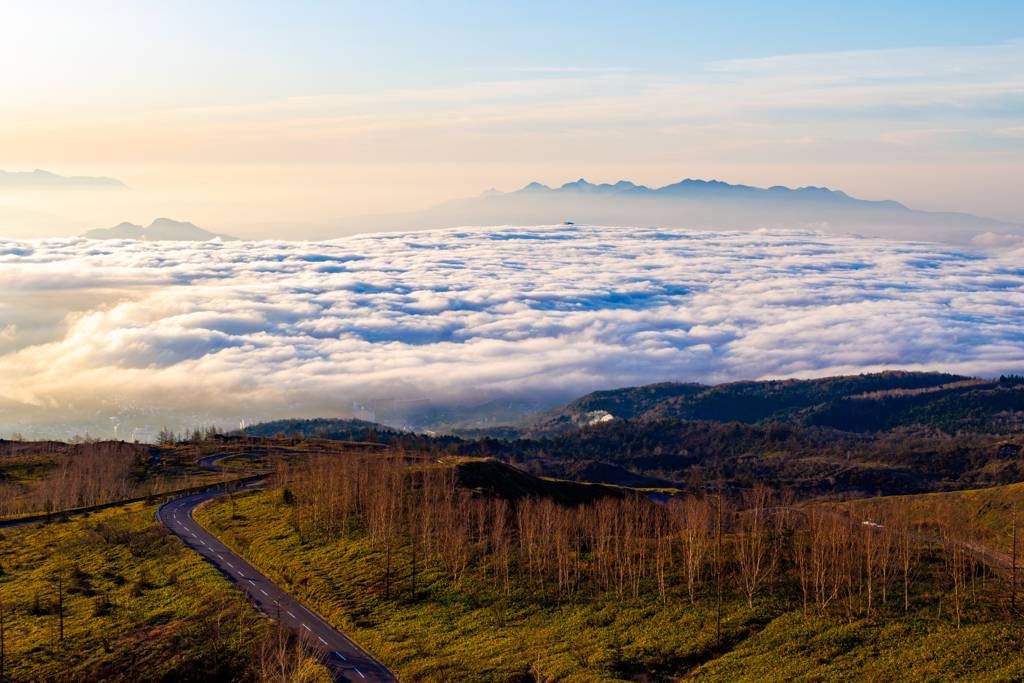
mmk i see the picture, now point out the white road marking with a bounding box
[161,480,388,675]
[288,611,295,618]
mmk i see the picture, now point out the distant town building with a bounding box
[354,401,376,423]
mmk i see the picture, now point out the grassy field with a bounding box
[197,488,1024,682]
[0,443,234,521]
[0,500,271,682]
[840,481,1024,552]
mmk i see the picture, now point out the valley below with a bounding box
[2,371,1024,680]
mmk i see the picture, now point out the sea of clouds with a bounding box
[1,225,1023,422]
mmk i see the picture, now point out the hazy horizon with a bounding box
[1,2,1023,438]
[3,225,1024,440]
[1,2,1023,237]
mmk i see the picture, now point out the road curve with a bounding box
[197,454,274,474]
[158,488,398,683]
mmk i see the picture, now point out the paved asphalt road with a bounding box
[158,488,398,682]
[197,454,273,474]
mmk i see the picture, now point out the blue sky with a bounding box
[8,1,1023,98]
[1,2,1024,426]
[0,1,1021,228]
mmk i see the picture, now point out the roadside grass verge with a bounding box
[197,490,1024,682]
[0,501,265,682]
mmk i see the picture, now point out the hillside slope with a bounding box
[474,372,1024,439]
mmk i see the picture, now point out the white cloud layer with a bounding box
[1,225,1023,421]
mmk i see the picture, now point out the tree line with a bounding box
[278,452,1024,631]
[0,441,151,519]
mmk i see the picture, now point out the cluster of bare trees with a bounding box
[790,503,924,621]
[36,442,142,510]
[0,440,241,520]
[280,453,1020,627]
[0,442,149,518]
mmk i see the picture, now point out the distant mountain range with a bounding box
[256,178,1024,245]
[84,218,240,242]
[0,169,128,188]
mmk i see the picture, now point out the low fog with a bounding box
[1,224,1023,438]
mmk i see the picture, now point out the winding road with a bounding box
[158,467,397,682]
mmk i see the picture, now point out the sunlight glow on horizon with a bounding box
[0,2,1022,231]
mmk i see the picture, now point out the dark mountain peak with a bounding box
[309,176,1020,245]
[555,179,598,193]
[555,182,581,192]
[519,182,551,193]
[592,180,641,194]
[147,217,200,231]
[654,179,761,196]
[83,218,240,242]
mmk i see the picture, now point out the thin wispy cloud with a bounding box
[1,39,1021,227]
[4,43,1022,161]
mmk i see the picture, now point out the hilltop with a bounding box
[479,371,1024,438]
[0,168,127,188]
[84,218,241,242]
[242,372,1024,499]
[452,372,1024,498]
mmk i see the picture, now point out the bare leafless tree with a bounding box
[735,484,771,610]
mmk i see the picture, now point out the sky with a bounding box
[0,1,1022,233]
[1,3,1024,435]
[2,226,1023,438]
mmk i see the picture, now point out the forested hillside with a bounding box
[489,372,1024,438]
[447,372,1024,497]
[244,373,1024,498]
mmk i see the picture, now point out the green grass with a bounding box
[0,501,271,682]
[698,612,1024,682]
[841,480,1024,548]
[196,489,1024,682]
[211,453,271,470]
